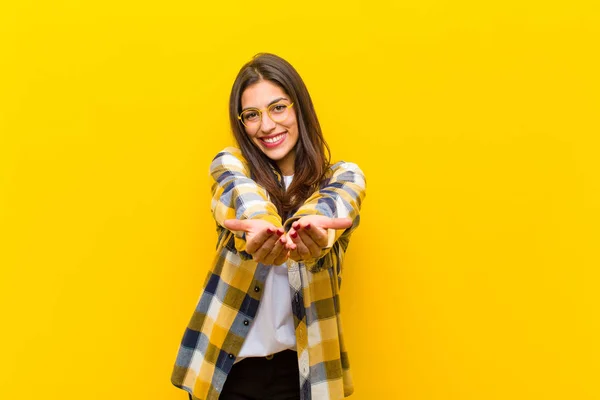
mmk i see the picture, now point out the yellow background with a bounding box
[1,0,599,399]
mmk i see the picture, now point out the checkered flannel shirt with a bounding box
[171,147,366,400]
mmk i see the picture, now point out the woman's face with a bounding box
[240,80,299,176]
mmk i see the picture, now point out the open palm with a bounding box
[223,219,289,265]
[285,216,352,261]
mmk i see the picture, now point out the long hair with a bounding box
[229,53,331,219]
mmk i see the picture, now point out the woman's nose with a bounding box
[260,112,276,132]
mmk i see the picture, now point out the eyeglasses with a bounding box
[238,102,294,130]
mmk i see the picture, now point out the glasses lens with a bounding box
[241,110,260,127]
[268,102,290,122]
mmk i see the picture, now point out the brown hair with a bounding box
[229,53,331,219]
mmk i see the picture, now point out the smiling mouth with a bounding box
[260,132,286,146]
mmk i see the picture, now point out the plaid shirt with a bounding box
[171,147,366,400]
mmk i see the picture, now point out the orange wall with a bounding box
[1,1,599,399]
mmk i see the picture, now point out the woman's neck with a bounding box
[276,150,295,176]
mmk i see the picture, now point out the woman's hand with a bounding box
[223,219,289,265]
[285,216,352,261]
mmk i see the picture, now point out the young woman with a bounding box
[171,53,366,400]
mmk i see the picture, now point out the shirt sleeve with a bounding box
[283,161,367,272]
[210,147,282,257]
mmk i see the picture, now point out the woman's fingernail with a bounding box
[280,237,286,244]
[290,231,298,239]
[276,228,284,236]
[267,228,274,234]
[304,224,311,230]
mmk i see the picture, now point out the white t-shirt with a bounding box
[236,175,296,362]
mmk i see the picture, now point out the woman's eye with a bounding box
[272,104,286,113]
[244,111,259,121]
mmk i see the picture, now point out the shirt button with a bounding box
[243,320,249,326]
[254,286,260,292]
[228,354,234,359]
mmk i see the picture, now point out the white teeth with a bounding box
[263,134,284,144]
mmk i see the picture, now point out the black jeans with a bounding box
[188,350,301,400]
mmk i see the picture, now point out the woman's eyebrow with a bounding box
[241,97,289,111]
[267,97,288,106]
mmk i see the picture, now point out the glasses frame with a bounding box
[237,102,295,129]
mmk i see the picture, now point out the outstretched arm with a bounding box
[210,147,283,259]
[284,162,366,271]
